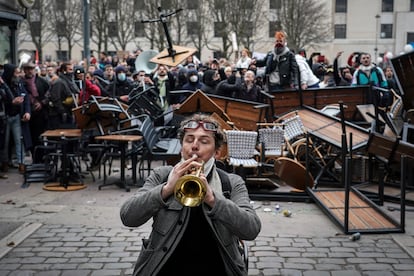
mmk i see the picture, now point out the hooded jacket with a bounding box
[200,70,219,95]
[1,64,31,117]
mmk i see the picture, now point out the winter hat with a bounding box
[115,65,126,74]
[93,69,104,78]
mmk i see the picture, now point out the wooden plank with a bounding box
[316,191,369,209]
[391,51,414,110]
[271,86,368,120]
[297,108,369,149]
[211,96,268,130]
[312,189,398,231]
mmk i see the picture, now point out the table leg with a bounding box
[98,142,130,192]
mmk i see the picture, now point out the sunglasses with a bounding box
[183,120,218,132]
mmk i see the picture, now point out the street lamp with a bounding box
[374,14,380,60]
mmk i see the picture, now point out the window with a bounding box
[161,0,172,10]
[56,0,65,10]
[108,22,118,37]
[335,0,347,12]
[33,0,41,9]
[380,24,393,38]
[411,0,414,11]
[382,0,393,12]
[240,21,253,37]
[334,24,346,39]
[187,0,199,9]
[214,0,225,9]
[244,0,254,9]
[407,33,414,43]
[108,0,117,10]
[187,21,199,36]
[269,0,281,9]
[268,21,281,38]
[214,22,226,37]
[134,21,145,37]
[32,21,41,37]
[57,21,66,37]
[56,50,68,61]
[134,0,145,10]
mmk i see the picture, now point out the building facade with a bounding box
[0,0,28,65]
[16,0,414,67]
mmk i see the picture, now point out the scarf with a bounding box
[273,47,290,61]
[24,76,38,104]
[359,64,375,77]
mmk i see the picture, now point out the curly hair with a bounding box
[177,113,225,150]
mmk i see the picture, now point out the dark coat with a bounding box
[0,82,14,150]
[256,49,299,88]
[1,64,32,150]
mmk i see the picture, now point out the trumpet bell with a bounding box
[174,175,207,207]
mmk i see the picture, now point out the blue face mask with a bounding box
[117,73,126,81]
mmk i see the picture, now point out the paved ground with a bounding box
[1,163,414,276]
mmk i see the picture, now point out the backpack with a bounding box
[216,168,231,199]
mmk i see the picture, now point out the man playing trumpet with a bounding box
[120,113,261,276]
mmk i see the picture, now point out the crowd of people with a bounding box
[0,30,400,177]
[0,29,405,274]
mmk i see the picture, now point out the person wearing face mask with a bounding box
[252,31,298,92]
[182,69,202,91]
[107,65,134,103]
[47,62,80,129]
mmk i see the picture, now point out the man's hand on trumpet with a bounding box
[161,154,215,207]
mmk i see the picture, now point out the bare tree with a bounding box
[106,0,136,51]
[275,0,331,51]
[206,0,263,59]
[48,0,83,61]
[90,0,109,54]
[182,1,210,59]
[18,0,56,63]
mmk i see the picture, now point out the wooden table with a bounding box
[298,108,370,187]
[95,135,143,192]
[41,129,86,191]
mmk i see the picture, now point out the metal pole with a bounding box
[374,14,380,61]
[83,0,91,67]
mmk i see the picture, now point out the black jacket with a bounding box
[256,49,299,88]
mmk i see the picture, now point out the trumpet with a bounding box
[174,161,206,207]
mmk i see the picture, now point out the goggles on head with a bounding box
[183,120,218,132]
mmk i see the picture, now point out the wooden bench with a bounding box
[270,86,369,120]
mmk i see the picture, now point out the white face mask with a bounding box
[117,73,126,81]
[190,75,198,82]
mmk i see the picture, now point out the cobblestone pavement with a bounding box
[1,165,414,276]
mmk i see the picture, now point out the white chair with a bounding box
[225,130,259,177]
[257,125,285,164]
